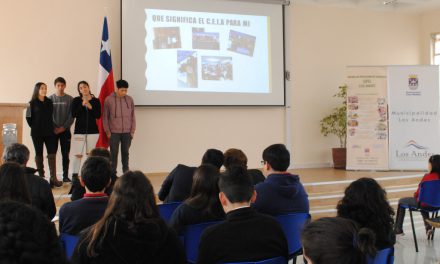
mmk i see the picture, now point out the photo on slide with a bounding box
[227,30,256,57]
[153,27,181,49]
[201,56,233,81]
[192,28,220,50]
[177,50,198,88]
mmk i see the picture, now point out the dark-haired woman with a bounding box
[337,178,395,250]
[71,171,186,264]
[394,154,440,236]
[26,82,62,187]
[169,164,225,233]
[0,162,31,204]
[70,81,101,188]
[301,217,377,264]
[0,201,67,264]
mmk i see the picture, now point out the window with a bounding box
[431,33,440,65]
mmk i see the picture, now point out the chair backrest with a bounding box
[367,247,394,264]
[158,202,182,223]
[419,180,440,207]
[183,221,222,263]
[60,233,80,260]
[275,213,310,256]
[222,256,287,264]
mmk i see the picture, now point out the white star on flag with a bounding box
[101,40,111,55]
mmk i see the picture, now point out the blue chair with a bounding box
[158,202,182,223]
[183,221,222,263]
[60,233,80,260]
[367,247,394,264]
[400,180,440,252]
[222,256,287,264]
[275,213,310,260]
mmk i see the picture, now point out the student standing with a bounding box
[49,77,74,182]
[26,82,63,187]
[102,79,136,173]
[70,81,101,181]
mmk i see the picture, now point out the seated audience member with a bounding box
[197,166,288,264]
[223,148,265,185]
[252,144,309,215]
[71,147,117,201]
[0,162,31,204]
[169,164,225,233]
[72,171,186,264]
[394,154,440,237]
[2,143,56,219]
[337,178,395,250]
[301,217,376,264]
[0,201,67,264]
[59,156,111,235]
[158,148,224,203]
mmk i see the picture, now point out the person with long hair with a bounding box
[71,171,186,264]
[169,164,225,233]
[337,178,395,249]
[0,162,31,204]
[0,201,67,264]
[394,154,440,237]
[26,82,62,187]
[70,81,101,191]
[301,217,377,264]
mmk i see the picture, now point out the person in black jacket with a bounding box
[0,201,67,264]
[72,171,186,264]
[158,148,224,203]
[26,82,62,187]
[169,164,225,233]
[0,162,31,204]
[197,166,288,264]
[70,81,101,191]
[2,143,56,220]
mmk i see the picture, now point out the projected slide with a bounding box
[145,9,270,94]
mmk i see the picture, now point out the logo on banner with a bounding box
[395,140,433,161]
[406,74,421,96]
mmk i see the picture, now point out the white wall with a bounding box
[287,4,421,168]
[420,9,440,65]
[0,0,430,173]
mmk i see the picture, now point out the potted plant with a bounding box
[319,85,347,169]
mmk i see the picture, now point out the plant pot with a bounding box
[332,148,346,170]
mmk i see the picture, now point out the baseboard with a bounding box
[289,162,333,169]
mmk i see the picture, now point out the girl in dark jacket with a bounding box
[72,171,186,264]
[26,82,62,187]
[70,81,101,182]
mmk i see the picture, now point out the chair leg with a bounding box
[409,210,418,252]
[431,212,438,240]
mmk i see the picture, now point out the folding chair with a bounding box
[60,233,80,260]
[400,180,440,252]
[158,202,182,223]
[182,221,222,263]
[367,247,394,264]
[275,213,310,262]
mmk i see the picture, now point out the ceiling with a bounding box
[292,0,440,13]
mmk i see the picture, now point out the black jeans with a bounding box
[54,130,71,178]
[109,133,132,173]
[31,135,57,156]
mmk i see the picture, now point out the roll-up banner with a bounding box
[388,65,440,170]
[346,66,389,170]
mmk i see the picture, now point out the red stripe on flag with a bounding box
[96,69,115,148]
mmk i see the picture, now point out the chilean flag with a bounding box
[96,16,115,148]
